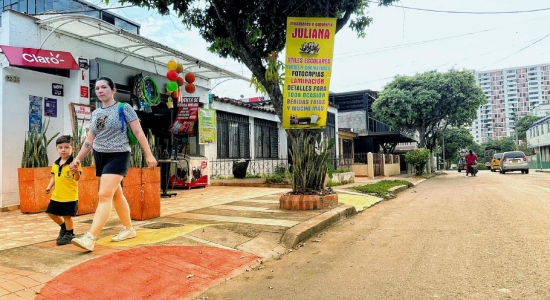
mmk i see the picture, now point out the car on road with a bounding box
[490,153,503,172]
[499,151,529,174]
[458,157,466,172]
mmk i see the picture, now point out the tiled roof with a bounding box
[213,96,338,114]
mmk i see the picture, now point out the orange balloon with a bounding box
[185,83,196,94]
[185,72,196,83]
[176,77,184,86]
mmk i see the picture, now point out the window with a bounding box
[254,119,279,158]
[216,112,250,159]
[324,112,336,158]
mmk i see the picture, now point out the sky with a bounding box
[94,0,550,99]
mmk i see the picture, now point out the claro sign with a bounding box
[0,45,79,70]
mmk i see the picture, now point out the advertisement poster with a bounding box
[198,108,216,144]
[44,98,57,117]
[70,103,93,139]
[282,17,336,129]
[170,97,200,133]
[29,95,42,132]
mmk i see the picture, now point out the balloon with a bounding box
[166,70,178,81]
[185,83,196,94]
[176,64,184,73]
[166,61,177,71]
[166,81,178,92]
[172,90,179,98]
[185,72,196,83]
[176,77,184,86]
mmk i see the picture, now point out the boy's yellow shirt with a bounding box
[50,156,81,202]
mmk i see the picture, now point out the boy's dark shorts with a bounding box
[46,200,78,217]
[93,151,130,177]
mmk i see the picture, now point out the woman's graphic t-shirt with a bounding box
[89,102,138,152]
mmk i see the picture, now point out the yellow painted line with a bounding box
[96,224,219,247]
[336,193,383,212]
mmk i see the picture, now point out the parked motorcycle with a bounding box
[468,162,478,177]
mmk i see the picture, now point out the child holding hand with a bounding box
[45,135,82,245]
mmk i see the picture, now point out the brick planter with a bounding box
[279,193,339,210]
[122,168,161,220]
[18,167,51,213]
[76,166,99,215]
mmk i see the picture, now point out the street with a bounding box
[194,170,550,300]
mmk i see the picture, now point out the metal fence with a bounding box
[211,158,290,177]
[210,153,400,178]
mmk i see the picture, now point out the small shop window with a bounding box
[254,118,278,158]
[217,111,250,159]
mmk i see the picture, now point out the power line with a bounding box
[371,1,550,14]
[479,33,550,70]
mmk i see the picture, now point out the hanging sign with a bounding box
[282,17,336,129]
[0,45,79,70]
[170,97,200,133]
[198,108,216,144]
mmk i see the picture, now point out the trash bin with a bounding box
[232,159,250,178]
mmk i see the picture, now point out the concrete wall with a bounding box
[338,111,366,133]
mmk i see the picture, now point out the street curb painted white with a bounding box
[280,205,357,249]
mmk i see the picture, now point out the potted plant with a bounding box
[280,131,338,210]
[18,119,60,213]
[72,119,99,215]
[122,129,160,220]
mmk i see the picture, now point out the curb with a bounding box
[280,204,357,249]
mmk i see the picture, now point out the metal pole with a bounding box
[442,135,445,170]
[515,120,519,151]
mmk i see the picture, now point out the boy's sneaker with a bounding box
[56,228,67,244]
[111,226,136,242]
[71,232,95,251]
[57,231,75,246]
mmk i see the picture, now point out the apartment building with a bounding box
[470,63,550,144]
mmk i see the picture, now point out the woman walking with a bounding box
[70,77,157,252]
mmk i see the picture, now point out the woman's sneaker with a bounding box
[71,232,95,251]
[111,226,136,242]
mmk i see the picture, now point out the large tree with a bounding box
[372,70,486,151]
[516,115,541,141]
[437,127,473,163]
[117,0,397,194]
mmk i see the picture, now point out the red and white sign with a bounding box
[0,45,79,70]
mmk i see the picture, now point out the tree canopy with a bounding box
[371,69,486,151]
[516,115,542,141]
[117,0,397,119]
[437,127,473,162]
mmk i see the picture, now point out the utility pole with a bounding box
[510,109,519,151]
[442,134,445,170]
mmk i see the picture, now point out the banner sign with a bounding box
[198,108,216,144]
[170,97,200,133]
[44,98,57,117]
[0,45,79,70]
[29,95,42,132]
[282,17,336,129]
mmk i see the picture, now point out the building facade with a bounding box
[471,63,550,144]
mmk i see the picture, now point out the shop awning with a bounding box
[34,14,250,83]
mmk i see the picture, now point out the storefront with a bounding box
[0,10,248,208]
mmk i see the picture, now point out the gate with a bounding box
[373,153,383,176]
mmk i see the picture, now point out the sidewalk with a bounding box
[0,175,421,299]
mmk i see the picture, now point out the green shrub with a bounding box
[351,180,413,198]
[333,169,351,173]
[405,149,430,176]
[21,119,60,168]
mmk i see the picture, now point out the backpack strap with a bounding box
[118,102,126,133]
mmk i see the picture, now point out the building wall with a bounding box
[471,63,550,144]
[338,111,366,134]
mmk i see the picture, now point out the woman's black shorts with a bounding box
[46,200,78,217]
[93,151,130,177]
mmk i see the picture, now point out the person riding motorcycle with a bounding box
[465,150,478,177]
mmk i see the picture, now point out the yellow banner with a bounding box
[282,17,336,129]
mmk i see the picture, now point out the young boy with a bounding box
[45,135,82,245]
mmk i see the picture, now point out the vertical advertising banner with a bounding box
[282,17,336,129]
[198,108,217,144]
[170,97,200,133]
[29,95,43,132]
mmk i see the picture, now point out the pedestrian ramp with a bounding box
[334,190,384,212]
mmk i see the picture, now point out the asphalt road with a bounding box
[193,170,550,300]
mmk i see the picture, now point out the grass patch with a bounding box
[350,180,413,199]
[327,179,353,187]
